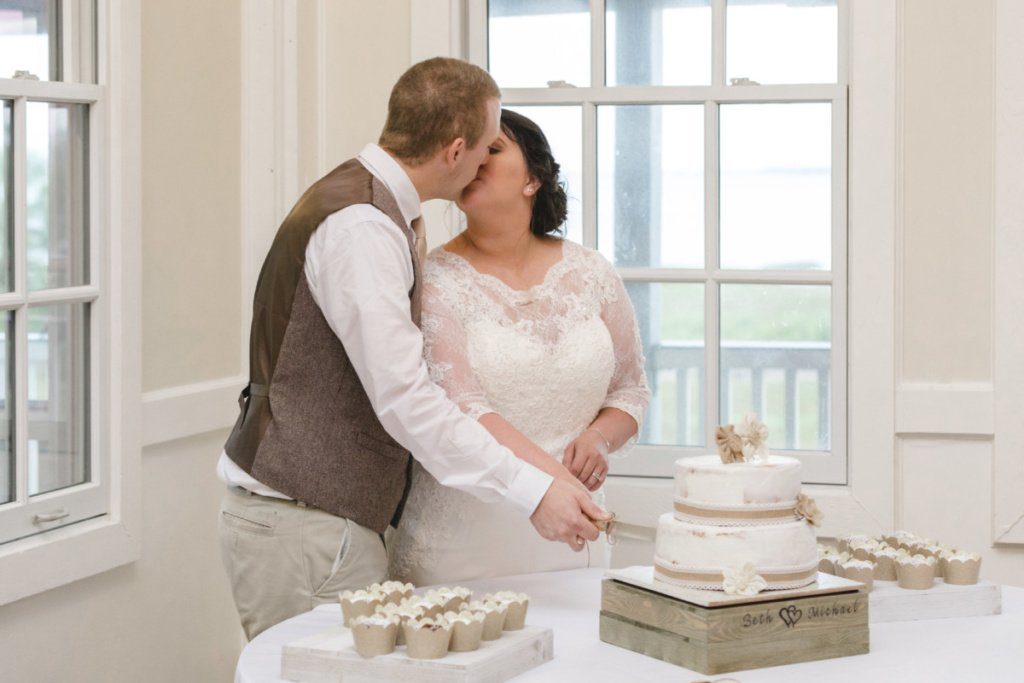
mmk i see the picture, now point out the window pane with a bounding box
[629,282,705,446]
[1,100,11,291]
[506,105,582,244]
[720,284,830,451]
[27,101,89,291]
[726,0,837,85]
[720,103,830,270]
[489,0,590,88]
[607,0,711,86]
[599,105,704,268]
[28,302,89,496]
[0,0,60,81]
[0,312,13,504]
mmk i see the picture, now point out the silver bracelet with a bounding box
[585,426,612,451]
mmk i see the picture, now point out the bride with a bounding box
[387,110,650,585]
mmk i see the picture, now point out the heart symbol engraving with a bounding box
[779,604,803,628]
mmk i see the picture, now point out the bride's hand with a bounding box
[562,430,609,492]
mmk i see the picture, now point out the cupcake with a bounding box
[817,545,837,575]
[839,534,871,553]
[339,589,385,626]
[369,581,415,605]
[872,546,900,581]
[489,591,530,631]
[848,540,880,562]
[896,554,937,590]
[840,558,876,591]
[885,530,918,551]
[943,552,982,585]
[403,616,453,660]
[444,610,486,652]
[350,613,399,658]
[466,599,508,640]
[830,551,852,577]
[375,599,425,646]
[424,587,473,614]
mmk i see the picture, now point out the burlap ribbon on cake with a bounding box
[654,563,818,586]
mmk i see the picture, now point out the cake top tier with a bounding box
[674,454,803,508]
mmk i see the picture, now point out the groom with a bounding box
[216,57,607,639]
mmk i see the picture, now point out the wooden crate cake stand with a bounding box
[600,566,870,675]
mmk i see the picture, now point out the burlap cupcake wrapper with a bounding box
[341,599,381,627]
[420,603,445,620]
[851,547,875,562]
[896,562,935,590]
[351,623,398,658]
[403,624,452,660]
[842,565,875,592]
[381,589,413,606]
[449,620,485,652]
[502,601,529,631]
[479,610,507,640]
[818,558,836,575]
[944,559,981,585]
[874,555,898,581]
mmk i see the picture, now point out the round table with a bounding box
[236,568,1024,682]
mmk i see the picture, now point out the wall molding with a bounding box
[993,0,1024,545]
[141,375,244,447]
[895,383,994,436]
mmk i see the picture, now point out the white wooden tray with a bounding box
[606,565,866,608]
[868,579,1002,623]
[281,624,553,683]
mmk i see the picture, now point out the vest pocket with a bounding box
[355,430,408,462]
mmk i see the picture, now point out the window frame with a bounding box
[0,0,141,605]
[467,0,849,484]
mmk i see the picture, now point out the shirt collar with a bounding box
[357,143,422,227]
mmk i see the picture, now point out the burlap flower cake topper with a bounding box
[795,493,823,527]
[716,413,770,464]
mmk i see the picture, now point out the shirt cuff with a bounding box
[504,462,554,517]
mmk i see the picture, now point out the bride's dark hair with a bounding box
[500,109,568,237]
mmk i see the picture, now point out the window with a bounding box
[471,0,847,483]
[0,0,105,544]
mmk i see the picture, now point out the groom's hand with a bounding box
[530,479,611,551]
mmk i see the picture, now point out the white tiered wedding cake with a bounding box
[653,415,823,594]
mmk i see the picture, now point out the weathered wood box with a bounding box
[600,568,869,675]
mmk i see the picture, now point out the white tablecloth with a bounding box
[236,568,1024,682]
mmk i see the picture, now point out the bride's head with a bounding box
[457,109,567,236]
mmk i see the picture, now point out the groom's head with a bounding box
[380,58,501,201]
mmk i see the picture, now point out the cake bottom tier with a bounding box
[653,513,818,591]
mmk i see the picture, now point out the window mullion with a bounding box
[712,0,726,86]
[590,0,605,88]
[11,97,27,508]
[61,0,76,82]
[582,102,597,250]
[704,97,720,448]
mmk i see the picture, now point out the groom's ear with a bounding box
[444,137,468,167]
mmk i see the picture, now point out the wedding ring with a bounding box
[589,471,601,481]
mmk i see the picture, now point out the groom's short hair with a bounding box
[379,57,501,165]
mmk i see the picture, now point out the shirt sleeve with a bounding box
[596,254,652,451]
[305,209,552,516]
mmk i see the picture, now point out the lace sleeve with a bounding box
[421,278,496,420]
[597,257,651,441]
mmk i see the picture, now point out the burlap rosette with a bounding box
[351,616,399,658]
[896,560,936,590]
[403,618,453,660]
[943,556,982,585]
[445,611,486,652]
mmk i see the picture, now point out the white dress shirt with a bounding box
[216,144,554,517]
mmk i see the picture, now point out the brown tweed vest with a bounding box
[224,158,421,534]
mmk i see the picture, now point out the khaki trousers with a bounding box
[217,486,387,640]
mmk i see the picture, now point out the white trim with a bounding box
[993,0,1024,545]
[498,84,845,106]
[142,375,245,447]
[895,383,994,436]
[0,0,142,605]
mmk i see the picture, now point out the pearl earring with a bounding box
[525,185,536,195]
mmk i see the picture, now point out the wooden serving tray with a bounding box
[869,579,1002,622]
[600,567,869,675]
[281,624,553,683]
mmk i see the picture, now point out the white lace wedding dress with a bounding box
[387,239,650,585]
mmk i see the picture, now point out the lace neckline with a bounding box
[435,239,575,302]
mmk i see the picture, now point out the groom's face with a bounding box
[455,98,502,191]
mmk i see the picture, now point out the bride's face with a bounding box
[457,130,533,217]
